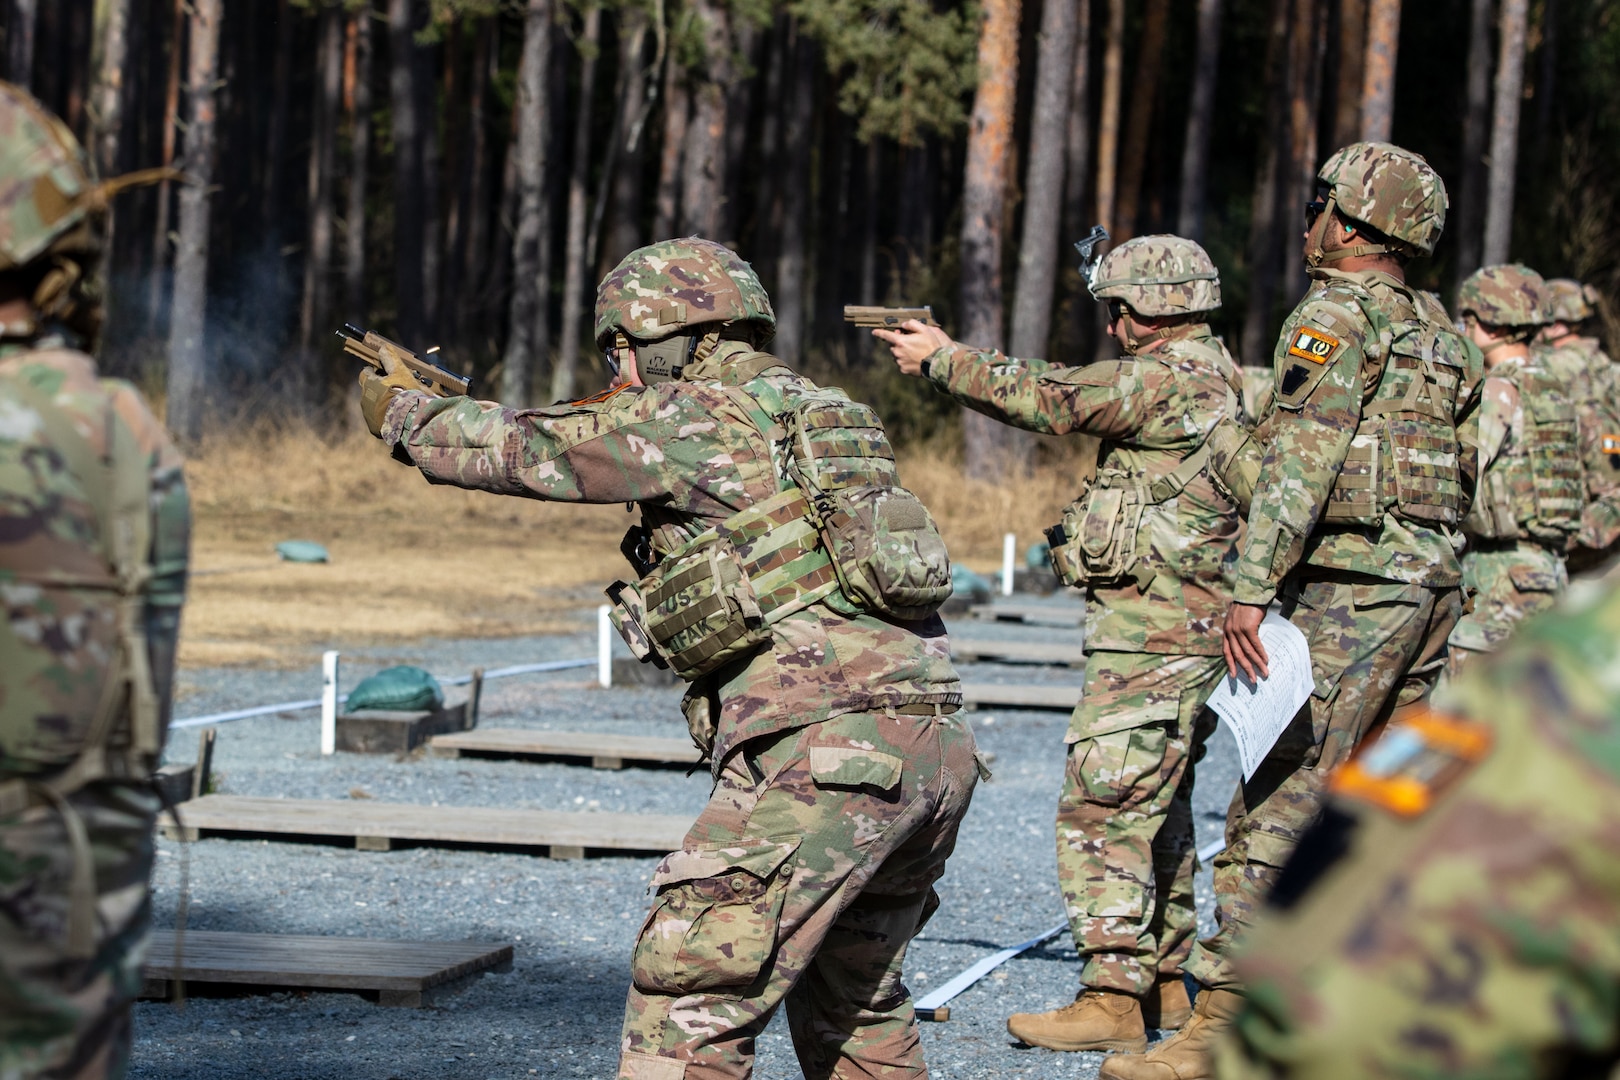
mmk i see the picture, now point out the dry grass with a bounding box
[180,421,1085,670]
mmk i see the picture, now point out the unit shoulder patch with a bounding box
[1601,434,1620,455]
[1329,711,1493,818]
[1287,325,1342,365]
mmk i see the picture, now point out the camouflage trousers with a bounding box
[1057,651,1224,996]
[618,706,980,1080]
[1184,577,1460,990]
[0,780,160,1080]
[1444,541,1566,681]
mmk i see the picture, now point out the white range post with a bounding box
[1001,533,1017,596]
[320,650,340,755]
[597,605,613,688]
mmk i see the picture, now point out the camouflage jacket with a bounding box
[926,327,1243,655]
[1219,573,1620,1077]
[380,341,959,765]
[1234,268,1483,606]
[1536,337,1620,497]
[0,344,190,780]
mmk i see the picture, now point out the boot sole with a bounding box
[1008,1033,1150,1053]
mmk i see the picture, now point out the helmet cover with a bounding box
[1542,278,1598,324]
[594,236,775,349]
[1458,264,1551,327]
[1088,234,1221,316]
[1317,141,1448,258]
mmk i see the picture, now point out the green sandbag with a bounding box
[345,665,444,712]
[1025,540,1052,570]
[276,540,330,563]
[950,564,993,604]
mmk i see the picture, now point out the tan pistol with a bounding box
[336,323,473,398]
[842,305,940,329]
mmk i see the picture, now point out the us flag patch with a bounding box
[1287,326,1341,364]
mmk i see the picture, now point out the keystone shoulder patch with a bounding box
[1601,434,1620,455]
[1287,326,1341,365]
[1329,710,1492,818]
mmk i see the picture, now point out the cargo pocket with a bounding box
[632,839,800,995]
[808,746,904,794]
[1507,564,1563,593]
[1073,720,1172,808]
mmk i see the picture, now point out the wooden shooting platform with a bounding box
[141,930,512,1007]
[431,728,701,770]
[968,599,1084,627]
[161,795,690,859]
[950,637,1083,667]
[961,682,1078,711]
[336,674,482,755]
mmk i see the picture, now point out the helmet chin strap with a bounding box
[1304,194,1402,269]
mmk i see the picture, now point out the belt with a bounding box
[890,702,961,716]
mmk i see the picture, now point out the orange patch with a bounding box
[1330,710,1492,817]
[1601,434,1620,455]
[568,384,631,407]
[1287,326,1341,364]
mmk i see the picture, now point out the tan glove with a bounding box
[358,343,420,437]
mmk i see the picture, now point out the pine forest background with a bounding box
[9,0,1620,479]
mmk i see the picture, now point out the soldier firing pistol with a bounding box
[336,323,473,398]
[843,305,940,329]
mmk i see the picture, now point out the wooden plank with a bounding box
[430,728,700,768]
[967,600,1084,627]
[142,930,512,1007]
[961,682,1079,711]
[335,696,474,755]
[950,637,1083,667]
[160,795,690,855]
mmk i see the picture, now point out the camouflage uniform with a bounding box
[1216,570,1620,1079]
[1446,266,1581,678]
[368,238,976,1080]
[1537,279,1620,561]
[0,83,191,1080]
[1185,144,1483,995]
[926,237,1243,1028]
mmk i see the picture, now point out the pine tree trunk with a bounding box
[1008,0,1078,360]
[721,19,764,243]
[461,15,494,324]
[500,0,551,405]
[1176,0,1222,241]
[959,0,1025,482]
[678,0,733,238]
[552,4,601,403]
[441,19,467,343]
[1360,0,1399,142]
[344,2,373,322]
[388,0,426,344]
[652,54,688,239]
[165,0,220,443]
[90,0,131,174]
[1450,0,1490,296]
[262,0,294,235]
[1483,0,1528,265]
[1113,0,1170,242]
[7,0,35,88]
[772,18,813,364]
[1533,0,1558,159]
[300,3,343,365]
[602,7,651,272]
[147,0,183,327]
[1094,0,1124,235]
[1331,0,1366,149]
[1238,0,1291,363]
[419,33,443,340]
[1281,0,1326,305]
[1059,0,1092,356]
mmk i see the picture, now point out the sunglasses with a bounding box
[1304,197,1328,227]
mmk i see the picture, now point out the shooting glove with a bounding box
[358,343,420,437]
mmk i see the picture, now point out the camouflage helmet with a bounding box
[594,237,775,349]
[1088,234,1221,316]
[1543,278,1599,325]
[1316,142,1448,258]
[1458,264,1551,327]
[0,80,103,271]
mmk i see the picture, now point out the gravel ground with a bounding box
[133,598,1240,1080]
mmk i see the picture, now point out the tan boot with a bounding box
[1096,988,1244,1080]
[1141,974,1193,1030]
[1006,988,1148,1053]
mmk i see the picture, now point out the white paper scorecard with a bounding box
[1205,612,1315,781]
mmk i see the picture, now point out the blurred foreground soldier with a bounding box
[876,235,1243,1053]
[359,237,977,1080]
[1216,569,1620,1078]
[0,83,191,1077]
[1446,265,1581,677]
[1537,277,1620,568]
[1112,143,1483,1080]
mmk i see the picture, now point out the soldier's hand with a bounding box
[873,319,953,377]
[358,343,421,437]
[1223,602,1270,683]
